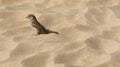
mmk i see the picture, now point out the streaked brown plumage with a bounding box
[26,14,59,35]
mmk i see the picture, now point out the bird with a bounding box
[26,14,59,35]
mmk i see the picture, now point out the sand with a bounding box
[0,0,120,67]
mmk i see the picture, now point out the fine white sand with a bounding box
[0,0,120,67]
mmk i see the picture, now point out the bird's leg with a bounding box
[34,33,39,36]
[32,29,41,36]
[32,32,39,36]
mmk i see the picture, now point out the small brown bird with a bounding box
[26,14,59,35]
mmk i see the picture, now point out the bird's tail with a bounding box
[47,29,59,34]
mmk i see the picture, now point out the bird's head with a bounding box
[26,14,36,21]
